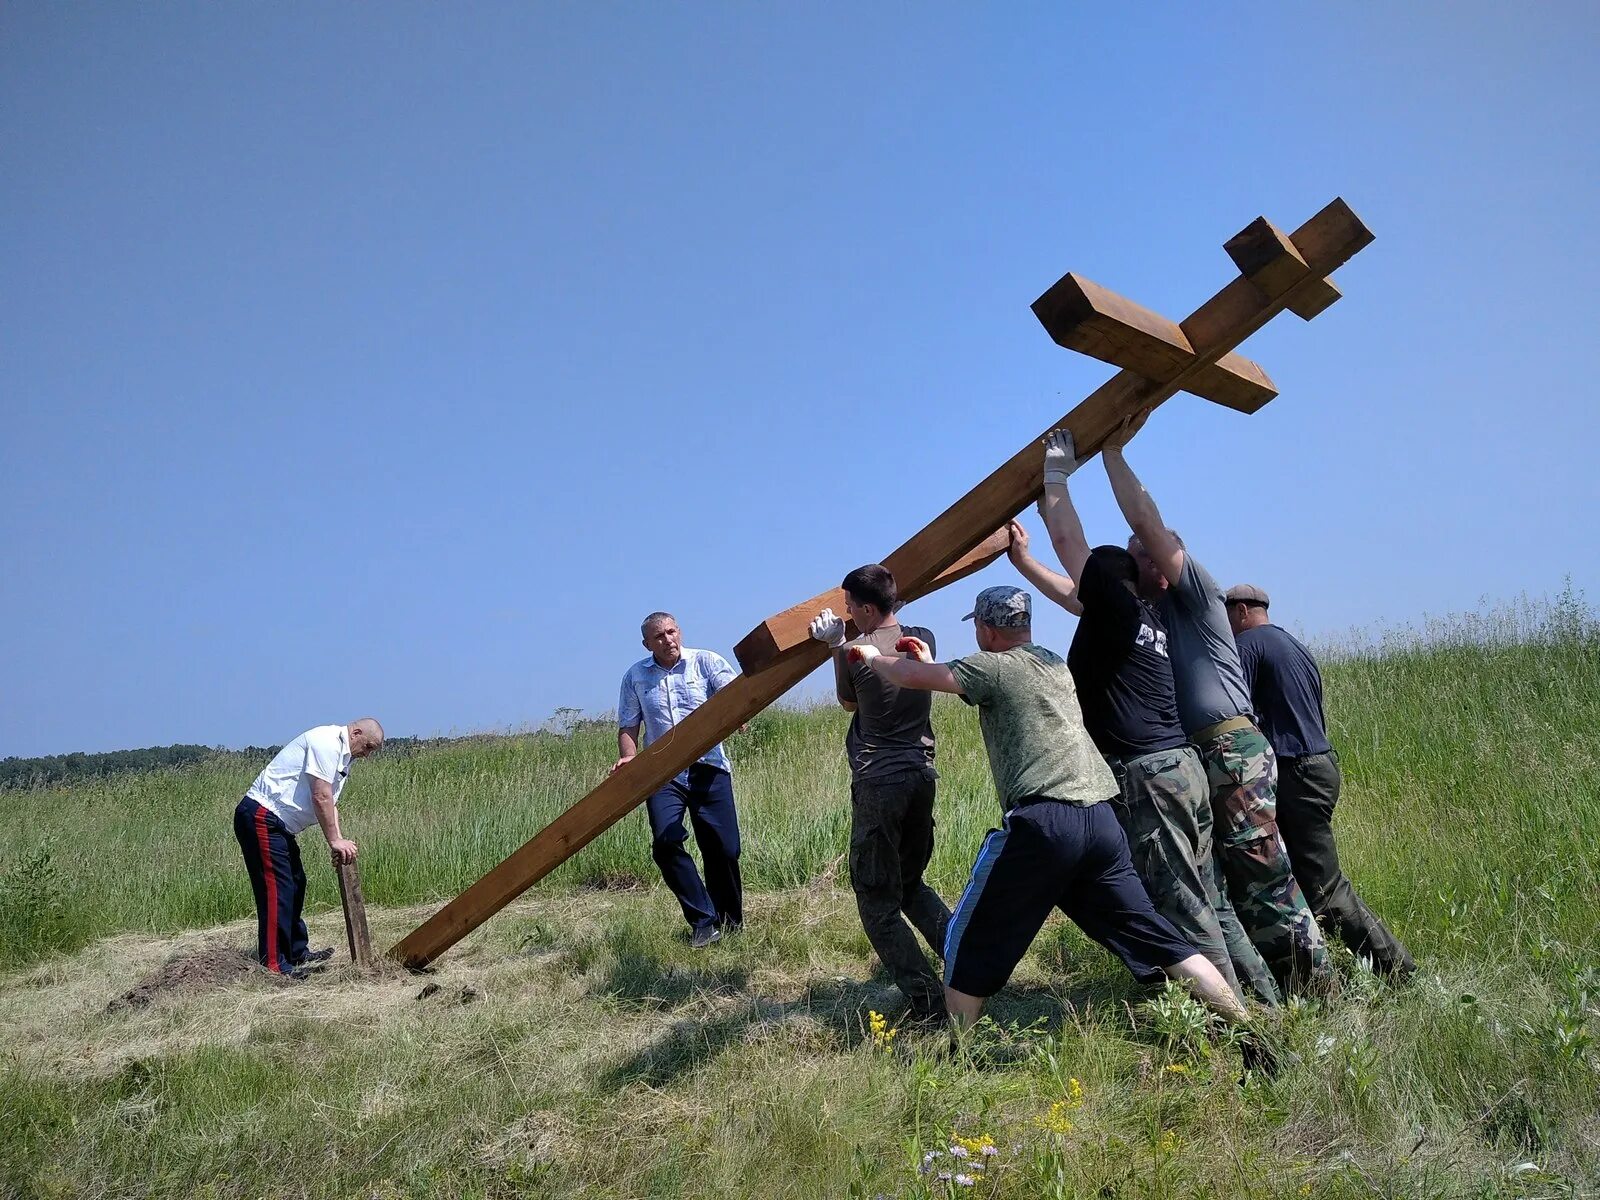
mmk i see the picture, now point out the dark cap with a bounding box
[1224,583,1270,607]
[962,585,1032,628]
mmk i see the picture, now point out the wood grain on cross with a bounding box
[389,197,1373,969]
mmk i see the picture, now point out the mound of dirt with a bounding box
[106,945,256,1012]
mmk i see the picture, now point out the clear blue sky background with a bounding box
[3,2,1596,758]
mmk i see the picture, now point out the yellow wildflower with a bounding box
[1163,1063,1189,1075]
[951,1133,996,1157]
[867,1009,897,1051]
[1035,1101,1076,1136]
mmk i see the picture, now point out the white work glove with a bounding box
[1042,428,1085,486]
[808,608,847,648]
[847,643,882,666]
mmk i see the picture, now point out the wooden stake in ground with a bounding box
[336,859,374,969]
[389,197,1372,970]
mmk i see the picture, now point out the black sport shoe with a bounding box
[690,925,723,949]
[293,947,336,965]
[1238,1029,1281,1079]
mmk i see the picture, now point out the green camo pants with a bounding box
[1199,727,1330,996]
[1109,745,1262,1005]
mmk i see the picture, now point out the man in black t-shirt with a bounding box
[1227,585,1415,978]
[1010,520,1250,1001]
[809,563,951,1021]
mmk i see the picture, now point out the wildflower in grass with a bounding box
[951,1133,996,1158]
[953,1174,975,1187]
[1164,1063,1189,1075]
[867,1009,897,1051]
[1155,1129,1181,1154]
[1035,1101,1076,1136]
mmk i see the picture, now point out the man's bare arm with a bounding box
[862,652,963,695]
[1101,410,1185,584]
[1006,518,1083,616]
[312,777,357,864]
[612,725,642,774]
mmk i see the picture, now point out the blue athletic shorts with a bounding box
[943,798,1196,997]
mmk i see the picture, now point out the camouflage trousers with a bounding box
[1199,726,1329,996]
[1108,745,1250,1004]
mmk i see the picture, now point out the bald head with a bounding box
[348,717,385,758]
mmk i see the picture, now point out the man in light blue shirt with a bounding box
[615,611,742,947]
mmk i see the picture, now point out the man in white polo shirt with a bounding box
[233,718,384,976]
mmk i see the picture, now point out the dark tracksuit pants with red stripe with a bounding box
[234,797,309,973]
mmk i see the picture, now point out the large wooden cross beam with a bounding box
[389,197,1373,969]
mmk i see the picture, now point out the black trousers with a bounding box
[233,797,309,973]
[646,763,742,934]
[848,768,950,1015]
[1276,751,1415,977]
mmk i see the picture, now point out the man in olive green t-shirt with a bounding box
[850,585,1246,1029]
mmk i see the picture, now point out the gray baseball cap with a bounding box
[962,585,1033,628]
[1224,583,1270,607]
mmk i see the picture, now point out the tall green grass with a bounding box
[3,596,1595,978]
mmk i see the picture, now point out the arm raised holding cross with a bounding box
[1100,408,1187,589]
[1007,429,1097,616]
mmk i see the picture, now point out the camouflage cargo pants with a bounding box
[1199,726,1330,995]
[1108,744,1268,1005]
[849,768,951,1016]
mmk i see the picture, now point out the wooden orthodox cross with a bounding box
[390,197,1373,968]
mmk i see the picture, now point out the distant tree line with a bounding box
[0,744,276,791]
[0,735,443,790]
[1,719,618,791]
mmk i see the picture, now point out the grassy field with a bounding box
[2,597,1597,1198]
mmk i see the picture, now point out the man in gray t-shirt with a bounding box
[1098,408,1329,998]
[810,564,950,1021]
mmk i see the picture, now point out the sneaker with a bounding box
[690,925,723,949]
[293,947,336,965]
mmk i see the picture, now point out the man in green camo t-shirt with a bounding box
[948,621,1117,812]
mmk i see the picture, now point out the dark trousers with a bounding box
[1277,751,1415,977]
[233,797,309,973]
[849,768,951,1015]
[646,763,742,934]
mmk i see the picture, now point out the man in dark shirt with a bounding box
[1006,437,1266,1002]
[809,564,950,1020]
[1227,585,1415,978]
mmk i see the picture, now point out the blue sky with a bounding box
[3,2,1596,757]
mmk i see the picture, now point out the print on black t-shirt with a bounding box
[1067,572,1189,760]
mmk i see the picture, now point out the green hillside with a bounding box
[1,599,1596,1198]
